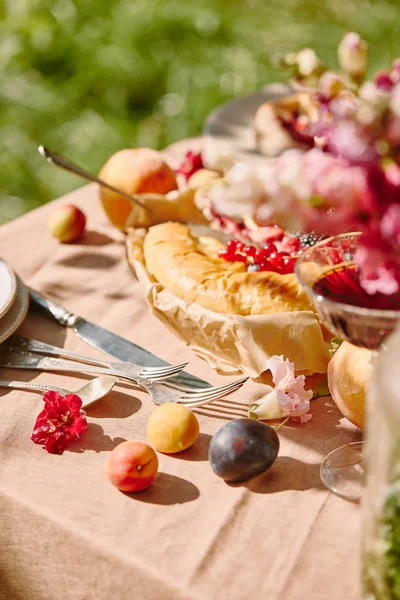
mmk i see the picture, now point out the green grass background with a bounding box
[1,0,400,223]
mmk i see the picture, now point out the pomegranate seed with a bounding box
[262,242,278,256]
[269,252,284,270]
[281,257,297,274]
[259,260,277,272]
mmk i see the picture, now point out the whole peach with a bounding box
[105,441,158,493]
[328,341,372,430]
[99,148,178,231]
[49,204,86,243]
[147,403,200,454]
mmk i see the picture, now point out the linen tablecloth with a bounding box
[0,139,363,600]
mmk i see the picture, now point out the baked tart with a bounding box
[142,222,313,315]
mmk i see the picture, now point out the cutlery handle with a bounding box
[0,349,139,385]
[0,380,66,395]
[28,288,81,327]
[6,336,143,377]
[38,146,151,213]
[7,335,113,369]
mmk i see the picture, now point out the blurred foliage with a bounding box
[1,0,400,223]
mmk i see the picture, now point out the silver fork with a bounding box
[5,336,188,383]
[0,349,248,408]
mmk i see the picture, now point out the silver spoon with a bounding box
[38,146,152,213]
[0,375,116,408]
[38,146,234,244]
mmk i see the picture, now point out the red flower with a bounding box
[176,151,204,180]
[31,391,88,454]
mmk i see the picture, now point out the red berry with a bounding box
[259,260,277,272]
[262,242,278,256]
[269,252,284,270]
[218,250,230,261]
[281,257,297,274]
[233,253,248,263]
[246,245,257,257]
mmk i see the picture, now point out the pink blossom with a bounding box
[337,33,368,78]
[390,84,400,118]
[249,356,313,423]
[381,204,400,250]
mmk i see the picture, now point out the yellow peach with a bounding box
[98,148,178,231]
[328,341,372,430]
[147,403,200,454]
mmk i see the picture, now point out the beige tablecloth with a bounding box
[0,140,363,600]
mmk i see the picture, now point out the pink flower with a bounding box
[176,151,204,180]
[374,71,394,91]
[249,355,313,423]
[381,204,400,251]
[31,391,88,454]
[356,243,400,295]
[390,84,400,118]
[338,32,368,79]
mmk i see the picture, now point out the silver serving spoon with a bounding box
[0,375,116,408]
[38,146,233,244]
[38,146,152,213]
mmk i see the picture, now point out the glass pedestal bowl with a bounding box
[295,232,400,500]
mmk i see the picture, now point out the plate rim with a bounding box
[0,260,17,321]
[0,278,29,344]
[202,83,293,165]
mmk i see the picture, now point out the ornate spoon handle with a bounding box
[38,146,151,213]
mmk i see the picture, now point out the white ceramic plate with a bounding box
[0,278,29,344]
[0,259,17,320]
[202,83,292,167]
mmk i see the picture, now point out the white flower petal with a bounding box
[249,388,284,420]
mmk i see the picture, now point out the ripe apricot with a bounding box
[147,403,200,454]
[49,204,86,243]
[105,441,158,492]
[98,148,178,231]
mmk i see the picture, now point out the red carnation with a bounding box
[176,151,204,180]
[31,391,88,454]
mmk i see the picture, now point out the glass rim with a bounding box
[294,231,400,320]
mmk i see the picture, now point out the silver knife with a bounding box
[27,288,209,388]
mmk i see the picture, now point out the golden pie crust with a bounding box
[142,222,313,316]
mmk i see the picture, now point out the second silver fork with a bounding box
[0,348,248,408]
[5,335,188,383]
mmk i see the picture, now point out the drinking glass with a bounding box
[295,232,400,501]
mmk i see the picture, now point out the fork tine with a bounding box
[140,362,188,375]
[143,366,191,382]
[178,377,248,401]
[180,381,247,407]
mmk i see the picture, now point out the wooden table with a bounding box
[0,140,363,600]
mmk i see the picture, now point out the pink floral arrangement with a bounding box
[31,390,88,454]
[207,33,400,296]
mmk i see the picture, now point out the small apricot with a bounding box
[147,403,200,454]
[49,204,86,243]
[105,441,158,492]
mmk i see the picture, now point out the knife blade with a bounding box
[28,288,209,388]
